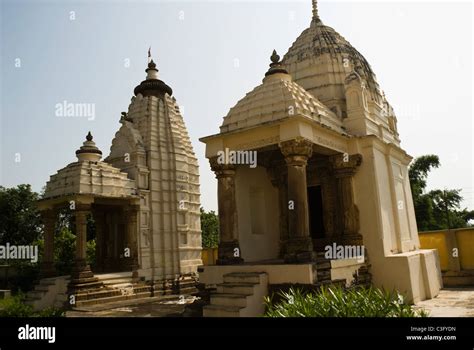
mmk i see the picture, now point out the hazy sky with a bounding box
[1,0,472,212]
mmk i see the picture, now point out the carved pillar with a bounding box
[331,154,363,245]
[40,209,57,278]
[69,205,101,291]
[124,205,140,281]
[210,158,243,265]
[280,138,315,262]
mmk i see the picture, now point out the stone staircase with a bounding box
[73,273,151,308]
[25,276,69,310]
[315,252,332,283]
[26,272,199,310]
[203,272,268,317]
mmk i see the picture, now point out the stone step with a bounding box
[74,291,152,308]
[223,272,265,284]
[35,284,55,292]
[28,290,46,299]
[216,282,257,295]
[317,262,331,270]
[210,293,250,307]
[203,304,243,317]
[102,279,133,286]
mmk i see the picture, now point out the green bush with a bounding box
[86,239,96,267]
[54,227,76,275]
[264,286,428,317]
[0,295,65,317]
[0,294,35,317]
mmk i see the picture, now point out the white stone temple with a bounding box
[34,56,202,306]
[199,1,442,316]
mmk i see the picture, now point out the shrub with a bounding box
[0,294,65,317]
[0,294,35,317]
[264,285,428,317]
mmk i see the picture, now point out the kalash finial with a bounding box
[270,49,280,64]
[312,0,322,24]
[265,49,288,77]
[148,59,157,70]
[76,132,102,162]
[145,47,159,79]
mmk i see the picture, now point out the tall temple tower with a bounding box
[106,57,202,282]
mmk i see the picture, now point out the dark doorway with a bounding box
[307,186,325,239]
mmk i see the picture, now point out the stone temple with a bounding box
[30,1,442,316]
[199,1,442,316]
[33,56,202,307]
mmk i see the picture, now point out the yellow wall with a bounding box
[201,248,218,266]
[419,228,474,272]
[456,229,474,270]
[419,232,449,271]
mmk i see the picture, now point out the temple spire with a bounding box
[312,0,322,23]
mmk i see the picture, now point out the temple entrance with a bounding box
[93,206,129,273]
[307,186,325,240]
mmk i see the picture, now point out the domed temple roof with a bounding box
[283,1,384,117]
[220,50,345,134]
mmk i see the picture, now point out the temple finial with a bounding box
[86,131,93,142]
[312,0,322,23]
[265,49,288,77]
[270,49,280,64]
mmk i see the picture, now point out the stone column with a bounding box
[40,209,57,278]
[331,153,363,245]
[69,205,101,291]
[124,205,140,282]
[280,138,314,262]
[210,157,243,265]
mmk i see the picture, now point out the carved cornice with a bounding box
[330,153,362,177]
[209,157,236,178]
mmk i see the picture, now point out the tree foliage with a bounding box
[409,155,473,231]
[0,185,42,245]
[200,207,219,248]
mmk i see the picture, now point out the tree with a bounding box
[0,185,42,245]
[200,207,219,248]
[409,155,474,231]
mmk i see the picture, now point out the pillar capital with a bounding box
[330,153,362,177]
[279,138,313,165]
[209,157,236,177]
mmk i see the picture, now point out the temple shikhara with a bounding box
[33,56,202,308]
[30,1,442,316]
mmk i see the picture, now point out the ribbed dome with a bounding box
[220,51,344,134]
[283,7,383,118]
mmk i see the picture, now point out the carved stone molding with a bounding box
[330,153,362,177]
[279,138,313,166]
[209,156,236,178]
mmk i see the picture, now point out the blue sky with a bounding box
[1,0,473,211]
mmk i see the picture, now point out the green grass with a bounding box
[264,285,429,317]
